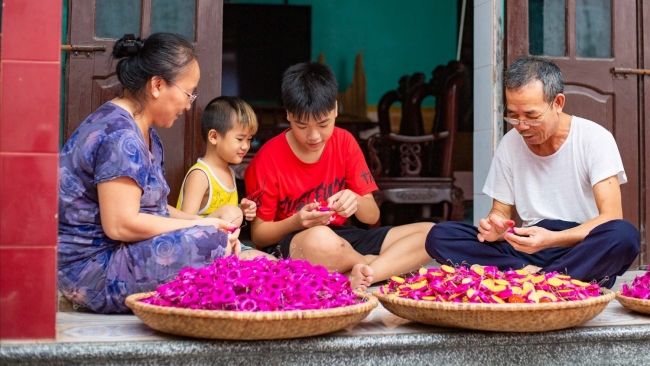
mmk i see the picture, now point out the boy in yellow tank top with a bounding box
[177,96,272,259]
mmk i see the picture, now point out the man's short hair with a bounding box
[281,62,338,121]
[504,56,564,103]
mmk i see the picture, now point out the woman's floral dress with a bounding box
[58,102,228,313]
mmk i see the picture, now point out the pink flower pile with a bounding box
[380,265,602,304]
[141,256,363,311]
[621,270,650,300]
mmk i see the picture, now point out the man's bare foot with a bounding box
[349,263,374,291]
[522,265,542,274]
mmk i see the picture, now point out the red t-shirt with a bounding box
[244,127,377,226]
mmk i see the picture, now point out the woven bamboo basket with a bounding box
[615,292,650,315]
[373,289,614,332]
[125,292,378,340]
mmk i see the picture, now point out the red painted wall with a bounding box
[0,0,62,340]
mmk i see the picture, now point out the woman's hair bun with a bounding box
[112,34,145,58]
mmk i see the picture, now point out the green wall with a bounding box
[230,0,458,106]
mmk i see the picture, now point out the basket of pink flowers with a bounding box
[125,256,377,340]
[373,265,615,332]
[615,270,650,315]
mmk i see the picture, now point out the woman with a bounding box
[58,33,238,313]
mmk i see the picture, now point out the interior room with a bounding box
[1,1,648,363]
[221,0,476,229]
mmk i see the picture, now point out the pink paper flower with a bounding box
[621,270,650,300]
[141,256,364,311]
[379,265,603,304]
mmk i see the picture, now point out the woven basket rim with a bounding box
[615,292,650,303]
[125,291,378,320]
[615,291,650,315]
[372,288,614,312]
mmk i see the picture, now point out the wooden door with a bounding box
[507,0,648,267]
[64,0,223,205]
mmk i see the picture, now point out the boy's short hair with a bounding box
[200,96,258,141]
[281,62,338,121]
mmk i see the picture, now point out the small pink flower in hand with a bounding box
[315,200,337,222]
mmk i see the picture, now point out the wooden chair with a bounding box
[377,72,427,136]
[368,61,467,225]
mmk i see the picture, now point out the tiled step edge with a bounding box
[1,325,650,365]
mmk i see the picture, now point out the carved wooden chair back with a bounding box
[376,72,427,136]
[368,61,467,223]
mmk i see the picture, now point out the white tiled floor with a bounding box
[47,271,650,343]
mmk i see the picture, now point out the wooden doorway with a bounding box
[506,0,649,267]
[64,0,223,205]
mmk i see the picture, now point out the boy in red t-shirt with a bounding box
[244,62,434,290]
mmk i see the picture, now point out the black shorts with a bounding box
[264,225,393,259]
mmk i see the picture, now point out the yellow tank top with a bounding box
[176,158,239,216]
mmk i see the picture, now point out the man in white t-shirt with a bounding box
[425,56,639,288]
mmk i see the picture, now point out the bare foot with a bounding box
[349,263,374,291]
[522,264,542,274]
[238,249,276,261]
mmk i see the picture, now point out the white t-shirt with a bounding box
[483,116,626,227]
